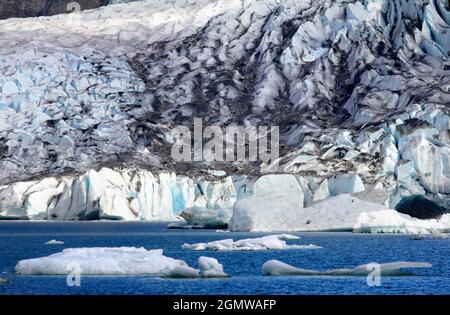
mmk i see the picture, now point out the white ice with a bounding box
[15,247,187,275]
[230,194,389,232]
[15,247,226,278]
[262,260,432,276]
[353,210,450,234]
[198,256,228,278]
[44,240,64,245]
[182,234,321,251]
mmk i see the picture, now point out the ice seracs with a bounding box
[182,234,320,251]
[162,256,228,278]
[262,260,432,276]
[15,247,228,278]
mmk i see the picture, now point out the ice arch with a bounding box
[395,195,448,219]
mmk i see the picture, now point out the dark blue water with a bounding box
[0,221,449,295]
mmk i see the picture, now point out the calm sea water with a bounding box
[0,221,449,295]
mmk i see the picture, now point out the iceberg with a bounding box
[182,234,320,251]
[15,247,186,275]
[15,247,227,278]
[262,260,432,276]
[44,240,64,245]
[230,194,389,232]
[353,210,450,234]
[161,256,228,278]
[198,257,228,278]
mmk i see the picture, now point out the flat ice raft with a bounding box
[182,234,321,251]
[15,247,228,278]
[354,210,450,234]
[262,260,432,276]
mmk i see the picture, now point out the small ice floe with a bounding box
[162,256,228,278]
[182,234,321,251]
[44,240,64,245]
[15,247,228,278]
[0,277,7,284]
[262,260,432,277]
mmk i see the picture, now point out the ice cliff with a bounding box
[1,0,450,224]
[0,169,369,221]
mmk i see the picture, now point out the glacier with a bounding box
[1,0,450,229]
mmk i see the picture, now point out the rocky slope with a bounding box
[1,0,450,221]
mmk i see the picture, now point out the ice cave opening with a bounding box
[395,196,448,220]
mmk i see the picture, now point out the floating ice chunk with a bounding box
[0,277,7,284]
[262,260,432,276]
[182,234,321,251]
[162,256,228,278]
[44,240,64,245]
[15,247,191,276]
[353,210,450,234]
[15,247,229,279]
[161,265,200,278]
[198,256,228,278]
